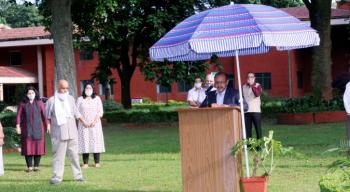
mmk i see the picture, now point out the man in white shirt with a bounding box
[343,81,350,141]
[204,73,216,93]
[187,77,206,107]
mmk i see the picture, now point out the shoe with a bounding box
[75,178,85,182]
[26,167,33,172]
[50,177,62,185]
[33,167,40,172]
[82,164,89,169]
[95,163,101,168]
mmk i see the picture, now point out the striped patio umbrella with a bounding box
[149,3,320,178]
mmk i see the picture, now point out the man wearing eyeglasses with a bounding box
[200,72,247,111]
[243,72,263,139]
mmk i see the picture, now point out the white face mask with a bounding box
[85,90,93,97]
[194,82,202,89]
[57,91,69,101]
[27,94,35,101]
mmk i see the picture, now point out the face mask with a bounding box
[57,92,69,101]
[85,90,93,96]
[27,94,35,101]
[205,83,211,88]
[194,82,202,89]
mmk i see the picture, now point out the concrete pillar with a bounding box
[37,46,44,96]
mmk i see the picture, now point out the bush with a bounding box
[319,170,350,192]
[104,110,178,124]
[3,127,20,149]
[0,113,16,127]
[280,95,344,114]
[103,99,123,112]
[0,101,7,112]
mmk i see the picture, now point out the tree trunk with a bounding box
[307,0,333,100]
[105,79,111,100]
[48,0,77,97]
[120,75,132,109]
[116,41,137,109]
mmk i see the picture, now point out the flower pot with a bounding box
[3,148,20,153]
[277,113,314,125]
[314,111,347,123]
[241,176,268,192]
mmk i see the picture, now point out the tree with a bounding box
[41,0,78,96]
[302,0,333,100]
[233,0,303,7]
[140,60,211,104]
[0,0,43,28]
[72,0,208,109]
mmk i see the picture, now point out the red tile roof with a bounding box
[281,6,350,21]
[0,26,51,41]
[0,66,36,78]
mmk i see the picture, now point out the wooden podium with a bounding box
[177,107,242,192]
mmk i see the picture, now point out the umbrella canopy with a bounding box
[149,3,320,178]
[150,4,320,61]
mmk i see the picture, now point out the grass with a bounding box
[0,121,346,192]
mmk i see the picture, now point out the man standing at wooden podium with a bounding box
[201,72,248,111]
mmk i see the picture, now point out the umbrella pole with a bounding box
[235,51,250,178]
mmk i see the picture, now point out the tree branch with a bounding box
[302,0,312,10]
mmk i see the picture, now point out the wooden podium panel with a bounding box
[177,107,242,192]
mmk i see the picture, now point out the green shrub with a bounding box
[0,112,16,127]
[0,101,7,112]
[280,95,344,113]
[103,110,178,124]
[141,97,152,104]
[319,170,350,192]
[3,127,20,149]
[103,99,123,112]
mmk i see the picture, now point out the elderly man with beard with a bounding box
[46,79,84,185]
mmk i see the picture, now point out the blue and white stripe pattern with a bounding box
[149,4,320,61]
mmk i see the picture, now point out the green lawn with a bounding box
[0,121,346,192]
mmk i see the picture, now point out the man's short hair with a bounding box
[247,72,255,76]
[215,72,228,80]
[195,77,202,81]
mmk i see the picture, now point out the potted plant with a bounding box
[231,131,292,192]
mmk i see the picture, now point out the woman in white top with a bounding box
[76,83,105,168]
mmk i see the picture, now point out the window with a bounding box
[157,84,171,93]
[297,71,303,89]
[79,50,94,61]
[80,80,93,93]
[99,82,114,96]
[255,73,272,90]
[10,51,21,66]
[177,81,192,92]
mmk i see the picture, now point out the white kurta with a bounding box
[76,96,105,154]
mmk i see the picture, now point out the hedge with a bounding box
[319,171,350,192]
[3,127,20,149]
[0,113,16,127]
[103,110,178,124]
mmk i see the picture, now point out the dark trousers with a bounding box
[82,153,100,164]
[25,155,41,168]
[245,112,262,139]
